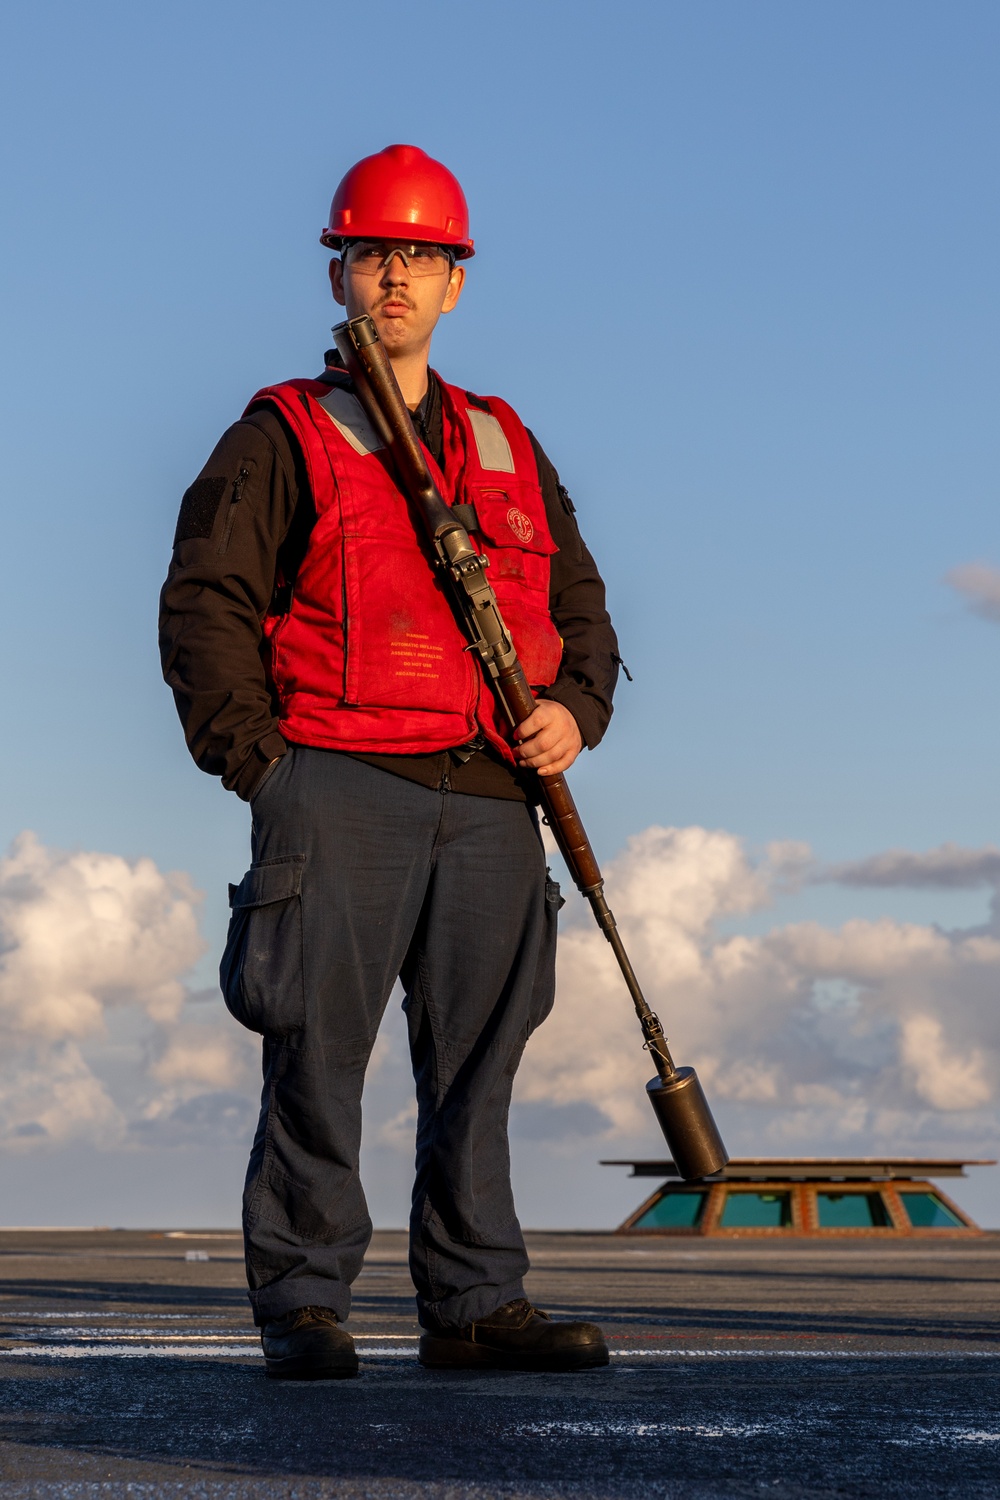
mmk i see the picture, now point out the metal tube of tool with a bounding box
[332,313,729,1181]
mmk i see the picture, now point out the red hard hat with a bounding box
[320,144,474,259]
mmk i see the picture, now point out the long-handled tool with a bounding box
[332,314,728,1180]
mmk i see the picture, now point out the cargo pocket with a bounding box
[527,870,563,1038]
[220,855,306,1038]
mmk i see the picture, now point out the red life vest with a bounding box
[245,372,563,760]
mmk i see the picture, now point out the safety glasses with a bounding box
[341,241,456,277]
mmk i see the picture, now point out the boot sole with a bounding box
[265,1353,359,1381]
[418,1335,609,1373]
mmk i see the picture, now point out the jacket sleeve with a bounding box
[157,410,309,800]
[529,433,621,749]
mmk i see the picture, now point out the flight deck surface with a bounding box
[1,1227,999,1497]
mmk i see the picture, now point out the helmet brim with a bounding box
[320,221,475,259]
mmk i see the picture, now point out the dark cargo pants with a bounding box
[221,747,559,1330]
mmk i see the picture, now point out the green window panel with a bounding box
[719,1191,792,1228]
[898,1191,965,1228]
[634,1190,708,1229]
[816,1191,890,1228]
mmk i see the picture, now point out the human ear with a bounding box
[329,257,347,307]
[441,264,465,315]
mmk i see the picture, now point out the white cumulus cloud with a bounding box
[2,826,998,1166]
[0,832,253,1149]
[516,825,1000,1154]
[0,831,204,1041]
[0,1042,126,1148]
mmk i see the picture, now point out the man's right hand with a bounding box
[513,701,583,777]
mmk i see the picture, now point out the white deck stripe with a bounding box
[3,1343,999,1360]
[6,1334,246,1342]
[0,1332,419,1344]
[610,1348,1000,1358]
[0,1331,419,1341]
[4,1345,263,1358]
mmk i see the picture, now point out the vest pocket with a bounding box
[472,488,558,594]
[342,536,477,712]
[220,855,305,1037]
[469,489,563,688]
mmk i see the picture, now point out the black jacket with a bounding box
[159,365,620,801]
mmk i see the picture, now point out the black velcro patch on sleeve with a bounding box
[174,475,228,544]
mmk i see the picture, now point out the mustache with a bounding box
[374,290,416,310]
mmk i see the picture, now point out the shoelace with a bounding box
[288,1305,339,1330]
[475,1298,551,1331]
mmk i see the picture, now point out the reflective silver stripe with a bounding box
[466,408,515,473]
[317,387,385,455]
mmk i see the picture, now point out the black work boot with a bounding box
[418,1298,609,1372]
[261,1305,359,1380]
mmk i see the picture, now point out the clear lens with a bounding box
[343,241,454,277]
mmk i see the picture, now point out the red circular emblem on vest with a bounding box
[506,507,534,543]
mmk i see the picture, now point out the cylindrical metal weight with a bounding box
[646,1067,729,1181]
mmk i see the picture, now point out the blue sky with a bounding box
[1,0,998,1231]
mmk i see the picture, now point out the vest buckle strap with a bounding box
[450,502,480,533]
[449,733,486,765]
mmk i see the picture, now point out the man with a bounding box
[159,144,620,1380]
